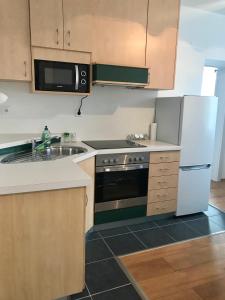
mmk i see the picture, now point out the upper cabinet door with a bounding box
[0,0,31,81]
[146,0,180,89]
[63,0,148,67]
[29,0,64,49]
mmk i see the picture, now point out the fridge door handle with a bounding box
[180,164,211,171]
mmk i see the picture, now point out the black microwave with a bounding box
[34,59,90,93]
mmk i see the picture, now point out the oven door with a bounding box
[34,59,76,92]
[95,164,149,212]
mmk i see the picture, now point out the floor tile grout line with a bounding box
[89,283,132,297]
[99,230,133,239]
[85,284,93,300]
[100,235,117,258]
[131,230,148,249]
[85,256,114,266]
[182,219,206,235]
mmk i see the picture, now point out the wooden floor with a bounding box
[210,180,225,212]
[120,233,225,300]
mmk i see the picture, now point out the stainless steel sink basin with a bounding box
[1,145,87,164]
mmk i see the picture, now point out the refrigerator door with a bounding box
[180,96,218,166]
[176,165,211,216]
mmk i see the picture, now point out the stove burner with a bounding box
[82,140,146,150]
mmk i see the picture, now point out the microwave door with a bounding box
[34,60,75,92]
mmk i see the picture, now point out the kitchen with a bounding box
[1,0,225,300]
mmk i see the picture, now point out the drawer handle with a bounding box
[157,194,168,198]
[160,168,170,171]
[160,156,169,160]
[157,181,167,184]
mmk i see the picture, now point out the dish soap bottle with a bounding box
[41,125,51,146]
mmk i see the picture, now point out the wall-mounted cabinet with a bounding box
[145,0,180,90]
[29,0,148,67]
[29,0,64,49]
[1,0,180,90]
[0,0,31,81]
[65,0,148,67]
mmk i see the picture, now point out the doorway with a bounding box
[201,63,225,212]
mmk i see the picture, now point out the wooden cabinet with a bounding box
[146,0,180,89]
[78,157,95,232]
[0,188,86,300]
[63,0,148,66]
[0,0,31,81]
[30,0,148,66]
[63,0,93,52]
[147,151,180,216]
[29,0,64,49]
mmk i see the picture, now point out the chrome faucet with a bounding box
[31,139,38,153]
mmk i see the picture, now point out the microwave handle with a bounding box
[75,65,79,90]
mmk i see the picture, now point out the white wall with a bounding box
[1,4,225,140]
[211,69,225,180]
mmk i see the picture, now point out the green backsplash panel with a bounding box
[94,205,147,225]
[0,143,32,156]
[0,137,61,156]
[93,64,148,84]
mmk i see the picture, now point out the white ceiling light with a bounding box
[0,92,8,104]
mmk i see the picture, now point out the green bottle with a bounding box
[41,125,51,146]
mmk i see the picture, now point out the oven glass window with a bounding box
[44,67,73,85]
[95,168,148,203]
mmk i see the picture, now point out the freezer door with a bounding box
[180,96,218,166]
[176,165,211,216]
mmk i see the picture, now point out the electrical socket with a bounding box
[0,104,10,114]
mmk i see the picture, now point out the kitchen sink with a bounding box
[1,145,87,164]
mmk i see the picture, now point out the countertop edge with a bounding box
[0,139,181,195]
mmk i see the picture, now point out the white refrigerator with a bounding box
[155,96,218,216]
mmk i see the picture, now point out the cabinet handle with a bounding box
[160,156,169,160]
[85,194,88,206]
[67,30,71,46]
[148,71,150,84]
[24,61,27,77]
[56,28,59,45]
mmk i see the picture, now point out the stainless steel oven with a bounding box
[94,152,149,224]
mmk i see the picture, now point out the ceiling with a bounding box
[182,0,225,15]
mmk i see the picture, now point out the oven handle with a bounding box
[96,163,149,173]
[75,65,79,90]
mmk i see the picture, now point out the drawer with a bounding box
[150,151,180,164]
[149,162,179,177]
[148,188,177,203]
[149,175,178,190]
[147,200,177,216]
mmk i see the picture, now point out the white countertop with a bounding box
[0,135,181,195]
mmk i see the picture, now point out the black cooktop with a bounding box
[82,140,146,150]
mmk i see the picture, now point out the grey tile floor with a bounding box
[68,205,225,300]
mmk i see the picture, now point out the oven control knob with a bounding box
[129,158,133,162]
[109,159,114,164]
[139,157,144,161]
[114,158,119,163]
[103,159,108,164]
[133,157,137,162]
